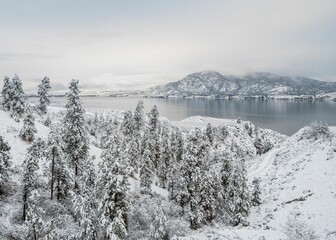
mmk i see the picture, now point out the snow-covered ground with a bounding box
[1,107,335,239]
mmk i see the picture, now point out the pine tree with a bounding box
[139,149,153,194]
[37,76,51,114]
[200,172,219,223]
[45,124,71,200]
[121,110,134,138]
[2,76,12,111]
[149,205,169,240]
[22,138,46,220]
[133,100,145,133]
[180,130,205,229]
[219,154,233,205]
[251,177,261,206]
[25,190,45,240]
[0,135,11,190]
[158,127,171,188]
[20,110,37,142]
[73,160,99,240]
[10,74,26,121]
[149,105,159,132]
[205,123,214,145]
[62,79,89,189]
[99,161,129,240]
[225,161,251,226]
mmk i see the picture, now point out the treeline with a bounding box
[0,76,264,239]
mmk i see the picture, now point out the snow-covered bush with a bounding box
[303,121,331,140]
[282,215,319,240]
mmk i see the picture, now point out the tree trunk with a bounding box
[23,192,27,221]
[50,148,55,200]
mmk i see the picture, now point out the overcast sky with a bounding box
[0,0,335,92]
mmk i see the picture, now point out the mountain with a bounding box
[148,71,336,97]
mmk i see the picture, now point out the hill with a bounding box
[148,71,336,97]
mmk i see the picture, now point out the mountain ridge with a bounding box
[147,71,336,97]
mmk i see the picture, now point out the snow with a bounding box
[1,105,335,239]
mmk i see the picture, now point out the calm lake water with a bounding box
[30,97,336,136]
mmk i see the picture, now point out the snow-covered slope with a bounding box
[183,125,336,239]
[148,71,336,97]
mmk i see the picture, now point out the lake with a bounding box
[30,96,336,136]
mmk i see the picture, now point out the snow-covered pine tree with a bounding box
[45,124,72,200]
[140,149,153,195]
[157,126,171,188]
[149,205,169,240]
[22,138,46,220]
[10,74,26,121]
[147,105,161,169]
[20,109,37,142]
[2,76,12,111]
[225,160,251,226]
[91,112,99,137]
[149,105,159,132]
[221,126,229,139]
[99,117,119,149]
[205,122,214,145]
[251,177,261,206]
[0,135,11,190]
[37,76,51,114]
[125,137,139,175]
[200,171,220,223]
[73,159,99,240]
[219,153,233,204]
[25,190,45,240]
[133,100,145,133]
[121,110,134,138]
[180,129,205,229]
[62,79,89,189]
[99,161,129,240]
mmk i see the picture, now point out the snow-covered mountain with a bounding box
[148,71,336,97]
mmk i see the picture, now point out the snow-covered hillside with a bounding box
[148,71,336,97]
[1,103,335,239]
[182,124,336,240]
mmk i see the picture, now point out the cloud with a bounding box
[0,0,335,91]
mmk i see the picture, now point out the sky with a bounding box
[0,0,336,92]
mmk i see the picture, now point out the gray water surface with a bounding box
[31,97,336,136]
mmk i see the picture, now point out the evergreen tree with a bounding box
[133,100,145,133]
[37,76,51,114]
[0,135,11,190]
[200,172,219,223]
[225,161,251,226]
[73,160,99,240]
[99,161,129,240]
[205,123,214,145]
[91,112,99,137]
[62,79,89,189]
[2,76,12,111]
[149,105,159,132]
[22,138,46,220]
[121,110,134,138]
[25,190,45,240]
[180,130,205,229]
[149,205,169,240]
[158,127,171,188]
[45,124,71,200]
[251,177,261,206]
[10,74,26,121]
[219,154,233,205]
[99,117,119,150]
[221,126,229,139]
[139,149,153,194]
[20,110,37,142]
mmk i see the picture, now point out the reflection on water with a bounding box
[29,97,336,136]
